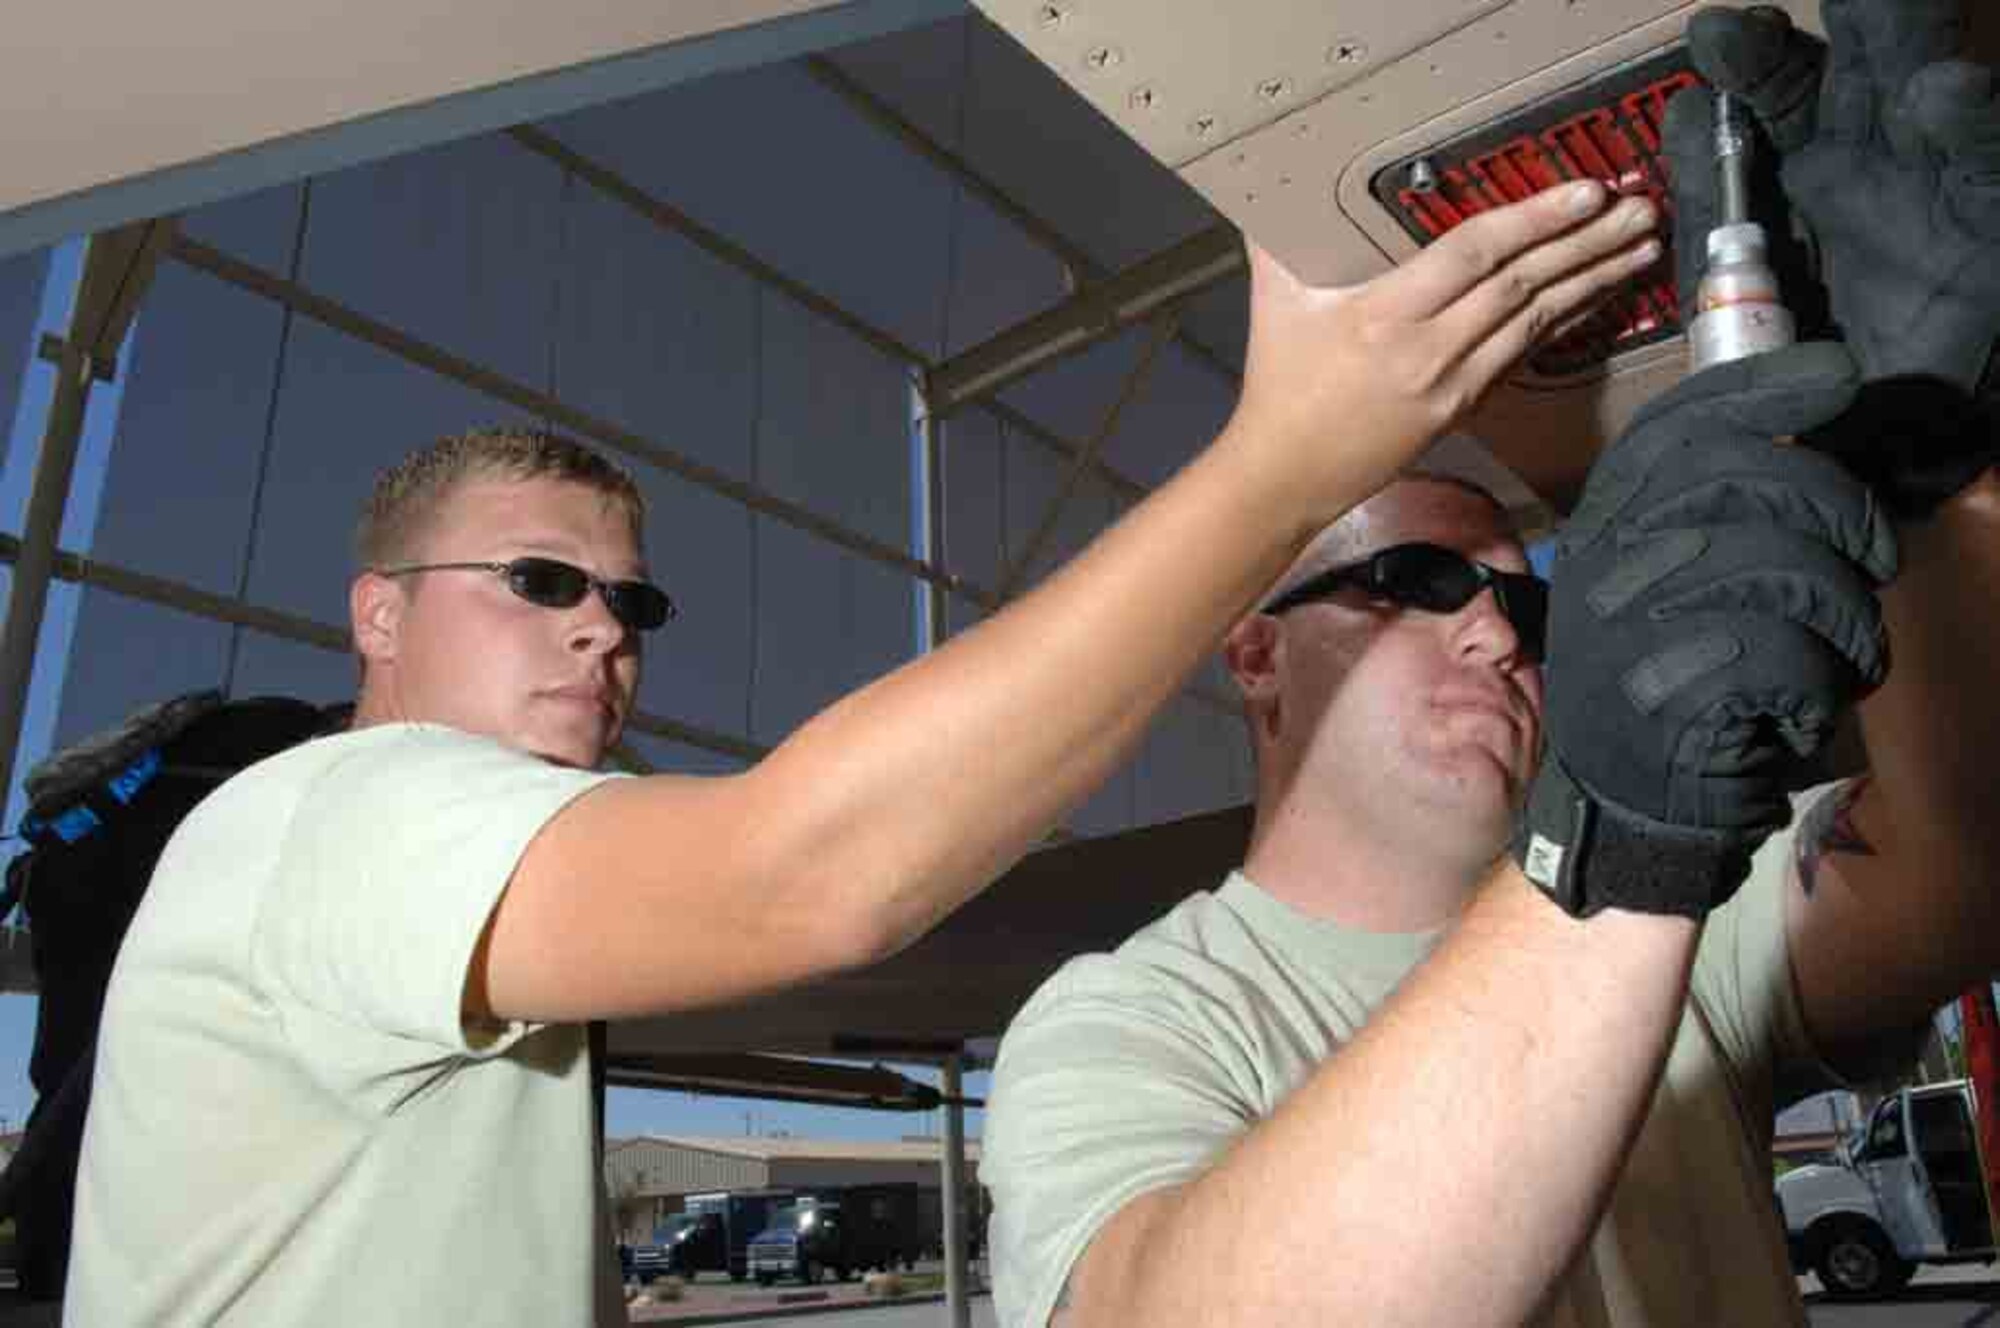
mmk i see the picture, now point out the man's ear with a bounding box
[350,573,405,667]
[1223,613,1283,708]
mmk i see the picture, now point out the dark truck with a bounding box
[745,1184,924,1285]
[627,1189,794,1283]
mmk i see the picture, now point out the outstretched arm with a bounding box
[474,183,1662,1023]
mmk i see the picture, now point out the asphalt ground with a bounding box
[628,1261,2000,1327]
[657,1300,996,1328]
[1804,1262,2000,1326]
[626,1260,988,1326]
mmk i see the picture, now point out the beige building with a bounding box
[604,1135,984,1246]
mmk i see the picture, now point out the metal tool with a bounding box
[1686,91,1796,370]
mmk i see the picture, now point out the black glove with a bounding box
[1514,343,1897,918]
[1663,1,2000,517]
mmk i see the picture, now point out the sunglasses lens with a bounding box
[1502,576,1548,663]
[1377,545,1480,612]
[508,558,591,609]
[503,558,674,631]
[606,582,674,632]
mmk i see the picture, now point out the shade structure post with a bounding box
[941,1053,971,1328]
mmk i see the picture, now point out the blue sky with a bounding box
[0,995,37,1135]
[0,238,123,1137]
[0,239,990,1147]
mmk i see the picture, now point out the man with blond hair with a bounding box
[62,173,1664,1324]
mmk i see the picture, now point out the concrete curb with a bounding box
[634,1288,991,1325]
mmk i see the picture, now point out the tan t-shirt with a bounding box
[65,724,626,1327]
[984,809,1837,1328]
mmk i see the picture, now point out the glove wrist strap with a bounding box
[1511,755,1756,919]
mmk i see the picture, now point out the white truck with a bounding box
[1777,1080,1997,1298]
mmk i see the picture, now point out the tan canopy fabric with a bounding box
[609,804,1252,1061]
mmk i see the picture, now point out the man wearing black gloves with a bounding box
[63,54,1677,1328]
[981,1,2000,1323]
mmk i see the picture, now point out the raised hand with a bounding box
[1230,180,1660,521]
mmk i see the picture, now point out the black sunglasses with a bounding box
[377,556,678,633]
[1260,541,1546,663]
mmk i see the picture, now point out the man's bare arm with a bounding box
[1058,867,1697,1328]
[1786,473,2000,1072]
[469,185,1661,1024]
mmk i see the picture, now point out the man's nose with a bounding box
[1452,586,1524,666]
[566,590,628,654]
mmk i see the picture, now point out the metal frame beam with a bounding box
[992,310,1178,604]
[504,125,1158,505]
[0,343,91,811]
[16,109,1241,799]
[500,124,1240,736]
[984,398,1145,505]
[69,218,179,363]
[603,1052,972,1111]
[925,224,1243,419]
[941,1053,972,1327]
[0,533,768,767]
[169,234,990,609]
[169,226,1243,725]
[801,53,1243,391]
[499,60,1254,723]
[0,219,178,807]
[511,124,927,370]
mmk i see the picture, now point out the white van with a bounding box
[1777,1081,1996,1298]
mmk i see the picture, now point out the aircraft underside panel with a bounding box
[970,0,1824,499]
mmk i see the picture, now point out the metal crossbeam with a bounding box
[0,533,770,768]
[169,231,1243,727]
[992,310,1180,603]
[511,125,928,369]
[802,53,1244,390]
[68,218,179,362]
[503,123,1161,505]
[169,234,991,610]
[0,220,179,808]
[925,225,1243,419]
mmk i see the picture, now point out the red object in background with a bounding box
[1375,52,1702,377]
[1957,983,2000,1245]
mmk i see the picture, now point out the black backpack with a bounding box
[0,691,343,1300]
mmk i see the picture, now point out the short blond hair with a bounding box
[355,428,644,569]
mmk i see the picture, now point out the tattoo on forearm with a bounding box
[1796,777,1876,897]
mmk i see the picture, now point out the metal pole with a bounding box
[0,530,767,769]
[915,379,947,655]
[916,386,972,1328]
[0,340,96,810]
[941,1054,971,1328]
[590,1020,609,1158]
[991,309,1181,604]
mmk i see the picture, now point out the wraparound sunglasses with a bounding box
[376,556,677,633]
[1260,541,1546,663]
